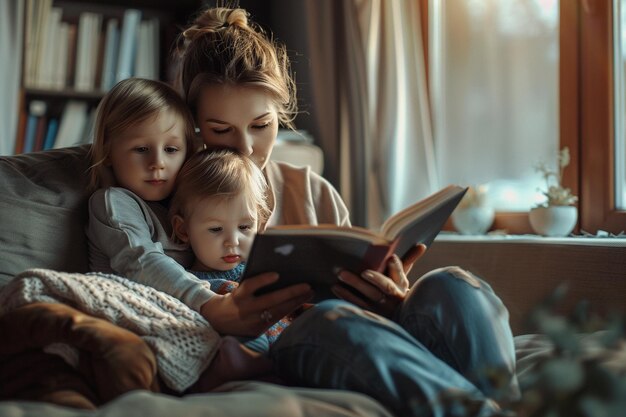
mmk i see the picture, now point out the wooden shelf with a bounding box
[12,0,203,155]
[24,87,106,102]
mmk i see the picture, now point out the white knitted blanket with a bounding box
[0,268,220,392]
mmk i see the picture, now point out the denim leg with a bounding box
[396,267,519,402]
[271,300,499,417]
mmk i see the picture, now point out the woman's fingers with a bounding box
[331,285,371,309]
[385,255,410,294]
[337,269,384,302]
[362,269,407,299]
[331,279,398,318]
[234,272,313,322]
[401,244,427,274]
[349,255,408,299]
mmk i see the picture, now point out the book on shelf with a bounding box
[33,112,49,152]
[134,18,160,80]
[74,12,102,91]
[38,6,62,89]
[22,113,38,154]
[241,185,468,302]
[21,100,47,154]
[53,101,89,149]
[65,23,78,88]
[116,9,142,83]
[80,107,98,145]
[100,18,119,91]
[24,0,52,87]
[14,103,28,155]
[53,22,70,90]
[42,118,59,151]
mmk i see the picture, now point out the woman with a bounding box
[175,6,518,416]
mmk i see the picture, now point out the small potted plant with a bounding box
[451,185,495,235]
[529,147,578,236]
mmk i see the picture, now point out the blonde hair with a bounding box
[169,148,270,233]
[88,78,202,191]
[174,7,297,129]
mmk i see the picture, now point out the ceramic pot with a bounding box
[529,206,577,237]
[452,206,495,235]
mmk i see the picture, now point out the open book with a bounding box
[242,185,468,301]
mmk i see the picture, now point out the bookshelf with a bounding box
[13,0,202,155]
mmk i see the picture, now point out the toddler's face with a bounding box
[195,84,278,170]
[108,110,187,201]
[179,194,257,272]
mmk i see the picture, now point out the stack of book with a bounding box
[16,2,163,154]
[23,3,160,93]
[14,100,95,154]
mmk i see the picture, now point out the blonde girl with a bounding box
[86,77,211,312]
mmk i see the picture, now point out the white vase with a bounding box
[529,206,577,237]
[452,206,495,235]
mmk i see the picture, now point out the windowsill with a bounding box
[435,232,626,247]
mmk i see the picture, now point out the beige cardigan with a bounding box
[264,160,351,229]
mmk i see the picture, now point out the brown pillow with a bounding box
[0,302,159,407]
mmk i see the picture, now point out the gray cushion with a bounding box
[0,146,92,285]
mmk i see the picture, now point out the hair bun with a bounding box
[225,9,248,28]
[183,8,249,41]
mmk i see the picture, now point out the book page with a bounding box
[380,185,467,258]
[381,185,466,239]
[265,224,390,245]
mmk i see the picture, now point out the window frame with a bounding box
[575,0,626,233]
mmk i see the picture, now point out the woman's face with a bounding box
[196,84,278,169]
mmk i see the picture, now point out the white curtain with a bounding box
[0,0,24,156]
[306,0,436,227]
[431,0,559,210]
[367,0,437,226]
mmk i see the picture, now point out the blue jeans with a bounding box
[270,267,519,417]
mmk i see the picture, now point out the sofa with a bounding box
[0,145,394,417]
[0,145,624,416]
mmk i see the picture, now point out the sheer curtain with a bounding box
[306,0,436,227]
[0,0,24,155]
[431,0,559,210]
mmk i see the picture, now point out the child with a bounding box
[86,77,207,307]
[85,78,274,391]
[169,148,293,389]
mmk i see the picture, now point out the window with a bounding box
[430,0,559,216]
[427,0,626,234]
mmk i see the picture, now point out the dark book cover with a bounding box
[242,186,467,302]
[242,233,391,302]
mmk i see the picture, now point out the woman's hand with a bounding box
[331,244,426,317]
[200,272,313,337]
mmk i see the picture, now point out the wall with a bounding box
[410,238,626,336]
[239,0,320,154]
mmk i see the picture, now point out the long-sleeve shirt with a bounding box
[86,160,350,313]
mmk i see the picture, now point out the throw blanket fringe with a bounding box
[0,268,220,392]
